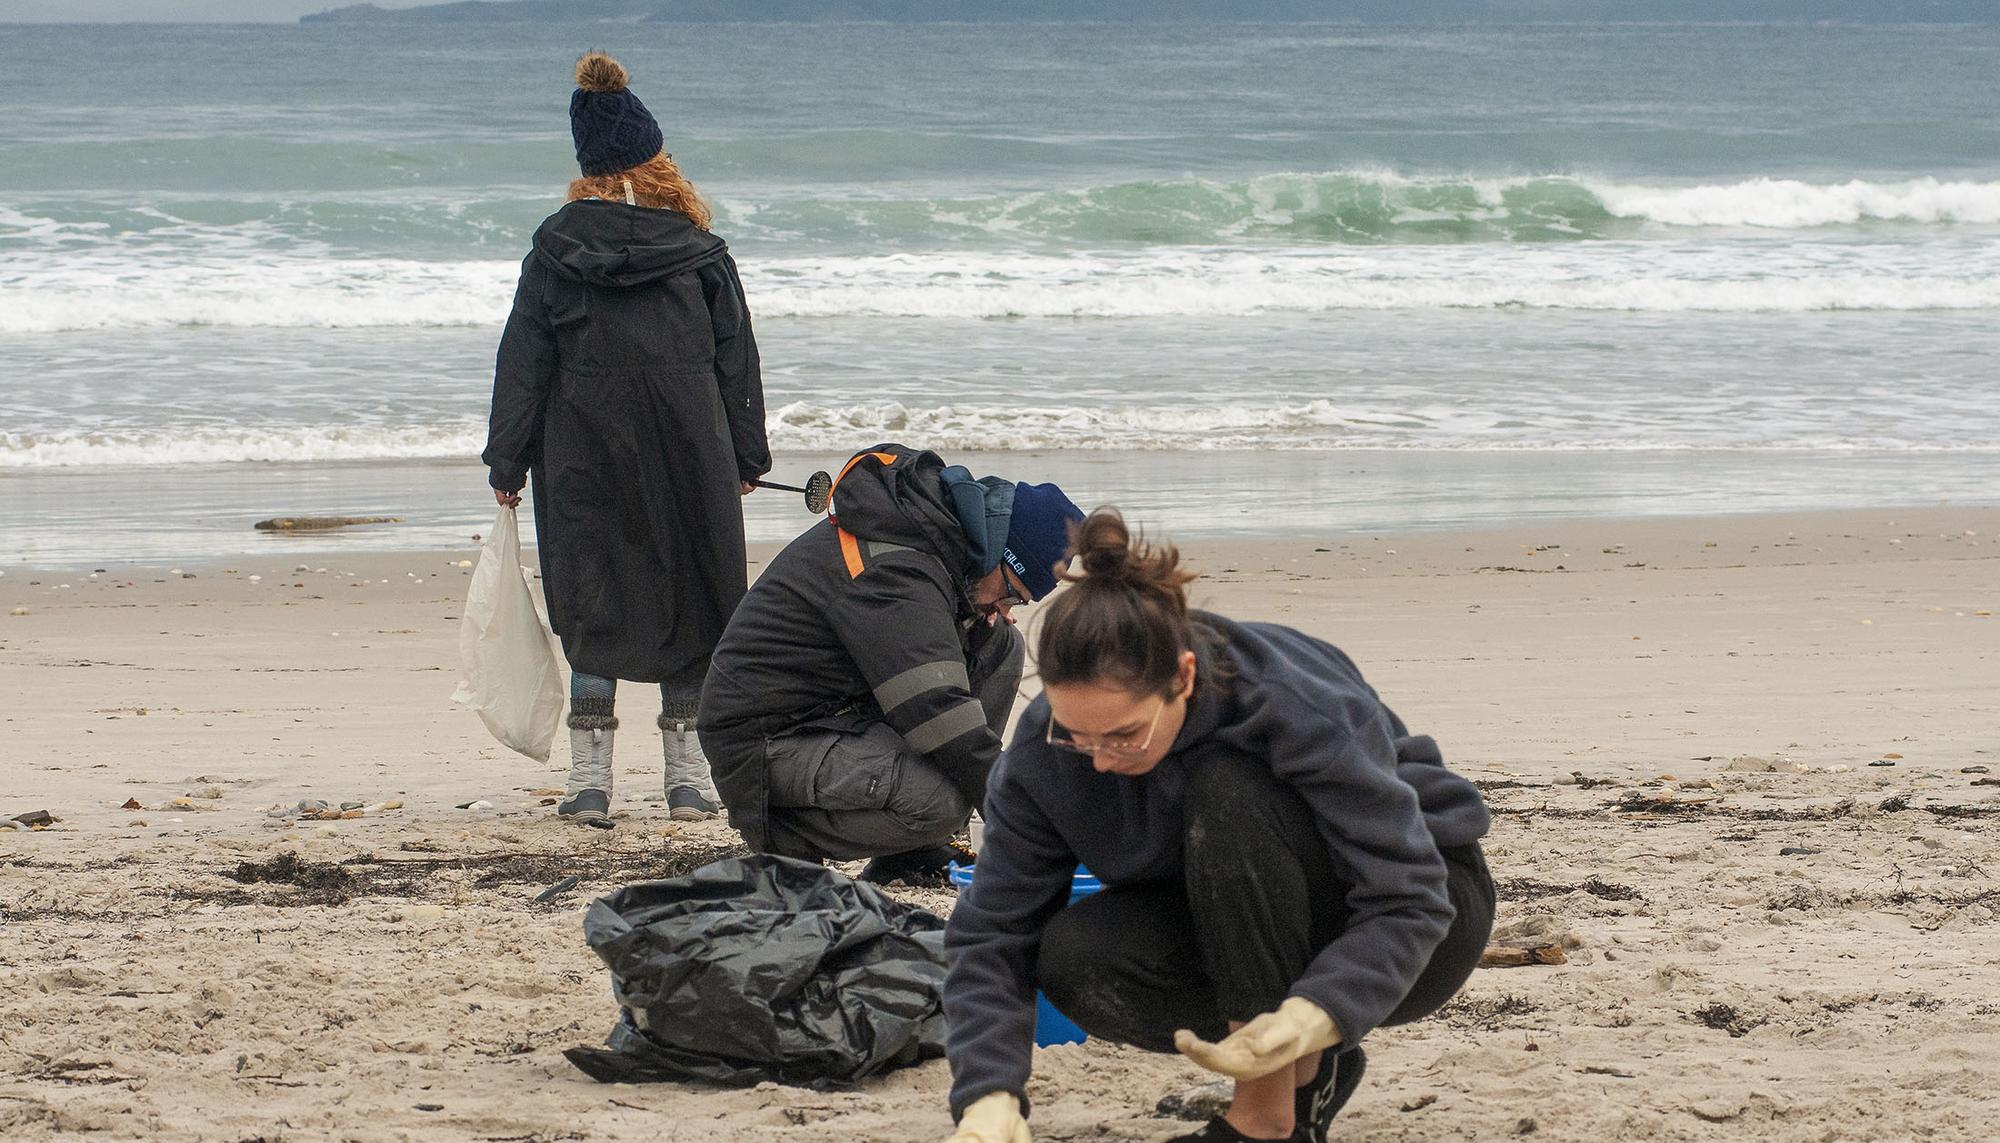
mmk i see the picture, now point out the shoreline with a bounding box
[9,448,2000,571]
[1,499,1994,577]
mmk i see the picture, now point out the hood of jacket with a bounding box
[828,444,1014,584]
[532,198,729,288]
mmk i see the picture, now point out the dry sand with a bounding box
[2,505,1996,1141]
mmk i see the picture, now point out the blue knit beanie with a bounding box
[1003,482,1085,600]
[569,53,664,178]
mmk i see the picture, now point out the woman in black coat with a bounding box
[483,52,771,828]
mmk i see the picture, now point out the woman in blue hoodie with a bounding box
[942,510,1494,1143]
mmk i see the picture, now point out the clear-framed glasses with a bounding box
[1046,698,1167,758]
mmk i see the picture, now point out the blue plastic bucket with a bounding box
[950,863,1103,1046]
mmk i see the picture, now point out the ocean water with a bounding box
[3,21,1998,564]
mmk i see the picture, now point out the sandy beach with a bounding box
[3,504,1996,1141]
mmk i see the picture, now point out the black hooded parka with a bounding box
[483,199,771,684]
[699,445,1017,853]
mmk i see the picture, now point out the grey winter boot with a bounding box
[558,701,616,830]
[659,713,720,822]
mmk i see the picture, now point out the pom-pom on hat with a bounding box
[569,52,665,178]
[1003,482,1085,601]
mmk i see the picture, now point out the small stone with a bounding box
[194,786,225,799]
[1156,1080,1233,1122]
[8,608,26,616]
[11,810,55,827]
[402,905,446,922]
[121,798,143,810]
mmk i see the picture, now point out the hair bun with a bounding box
[1073,510,1133,581]
[1060,508,1194,611]
[575,52,630,93]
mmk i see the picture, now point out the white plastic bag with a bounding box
[452,507,565,761]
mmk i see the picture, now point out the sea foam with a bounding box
[4,238,1996,333]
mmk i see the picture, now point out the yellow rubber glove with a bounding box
[1173,997,1342,1081]
[945,1091,1031,1143]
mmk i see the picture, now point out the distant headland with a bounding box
[301,1,1998,25]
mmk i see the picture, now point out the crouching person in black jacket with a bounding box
[942,509,1495,1143]
[699,444,1083,884]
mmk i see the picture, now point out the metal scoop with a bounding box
[752,470,833,514]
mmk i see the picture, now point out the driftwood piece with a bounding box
[253,515,402,531]
[1479,943,1569,968]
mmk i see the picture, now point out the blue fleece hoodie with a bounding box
[941,612,1491,1119]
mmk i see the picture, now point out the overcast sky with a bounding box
[0,0,430,19]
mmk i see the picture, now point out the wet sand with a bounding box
[2,506,1996,1140]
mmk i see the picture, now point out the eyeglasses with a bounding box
[971,575,1030,613]
[1046,698,1167,758]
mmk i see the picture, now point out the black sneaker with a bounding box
[856,841,973,887]
[556,788,615,829]
[1163,1116,1305,1143]
[1294,1045,1366,1143]
[666,785,719,822]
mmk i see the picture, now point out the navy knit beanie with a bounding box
[1003,482,1085,601]
[569,53,664,178]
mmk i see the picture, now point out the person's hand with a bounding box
[944,1091,1029,1143]
[494,489,522,508]
[740,481,756,497]
[1174,997,1340,1081]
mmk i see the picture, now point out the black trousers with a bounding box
[1037,749,1494,1052]
[761,622,1025,862]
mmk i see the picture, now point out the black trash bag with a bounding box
[564,853,949,1088]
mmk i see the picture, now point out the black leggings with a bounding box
[1036,748,1494,1051]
